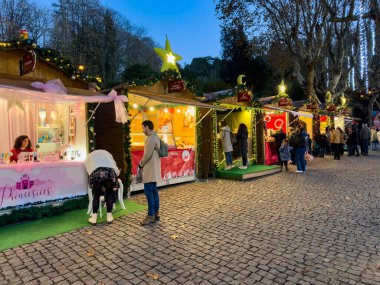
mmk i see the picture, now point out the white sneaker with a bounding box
[295,170,303,173]
[88,213,97,225]
[107,213,114,224]
[239,166,247,169]
[224,166,231,170]
[230,164,235,168]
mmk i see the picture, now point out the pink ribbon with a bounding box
[107,90,129,123]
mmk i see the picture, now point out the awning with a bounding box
[129,90,226,111]
[0,75,101,97]
[265,105,314,118]
[0,80,129,123]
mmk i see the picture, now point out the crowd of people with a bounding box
[220,120,379,175]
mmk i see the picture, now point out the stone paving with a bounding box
[1,152,380,285]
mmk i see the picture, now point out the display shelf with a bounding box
[36,125,62,153]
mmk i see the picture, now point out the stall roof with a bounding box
[0,75,101,97]
[128,89,226,111]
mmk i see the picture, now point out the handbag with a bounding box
[305,152,314,161]
[136,166,143,183]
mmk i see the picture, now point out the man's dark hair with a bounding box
[142,120,154,130]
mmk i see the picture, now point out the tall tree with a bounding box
[0,0,50,42]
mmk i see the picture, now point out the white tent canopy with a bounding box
[0,82,129,123]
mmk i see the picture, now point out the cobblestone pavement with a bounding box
[1,152,380,285]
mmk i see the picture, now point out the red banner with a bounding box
[132,149,195,181]
[264,113,287,134]
[168,80,185,93]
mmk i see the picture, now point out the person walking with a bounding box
[85,150,120,225]
[316,132,327,157]
[220,121,234,170]
[360,124,370,156]
[139,120,161,226]
[271,128,287,165]
[289,127,297,164]
[279,139,291,171]
[330,127,341,160]
[370,126,378,150]
[294,126,308,173]
[337,127,347,156]
[236,123,248,169]
[347,127,360,156]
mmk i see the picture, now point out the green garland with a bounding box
[251,109,257,164]
[0,196,88,227]
[0,39,101,85]
[195,108,202,178]
[123,97,132,192]
[212,110,219,170]
[87,103,96,151]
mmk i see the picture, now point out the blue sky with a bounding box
[39,0,222,64]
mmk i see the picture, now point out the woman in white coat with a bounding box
[84,150,120,225]
[220,121,234,170]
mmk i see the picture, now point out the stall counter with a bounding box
[131,148,195,190]
[0,161,88,209]
[265,141,278,165]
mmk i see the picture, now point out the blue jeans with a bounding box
[144,182,159,216]
[225,151,233,165]
[371,141,378,150]
[362,139,369,155]
[295,147,306,172]
[319,146,326,157]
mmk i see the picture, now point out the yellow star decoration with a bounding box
[154,36,182,72]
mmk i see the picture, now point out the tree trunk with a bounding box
[306,64,319,102]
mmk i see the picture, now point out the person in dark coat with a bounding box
[236,123,248,169]
[315,132,327,157]
[288,127,297,164]
[271,128,287,165]
[347,127,360,156]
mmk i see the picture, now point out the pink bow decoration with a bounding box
[31,79,68,94]
[108,90,129,123]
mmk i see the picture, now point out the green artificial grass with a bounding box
[0,200,146,252]
[216,164,280,180]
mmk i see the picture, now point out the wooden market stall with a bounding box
[94,81,224,192]
[0,45,127,210]
[202,92,281,181]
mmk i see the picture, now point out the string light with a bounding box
[351,45,356,90]
[133,103,138,109]
[371,21,376,56]
[251,109,257,164]
[358,0,369,90]
[325,58,329,87]
[149,106,155,111]
[212,110,219,168]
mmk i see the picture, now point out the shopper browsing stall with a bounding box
[85,150,120,225]
[236,123,248,169]
[220,121,234,170]
[139,120,162,226]
[10,135,33,163]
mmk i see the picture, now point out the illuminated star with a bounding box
[154,36,182,72]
